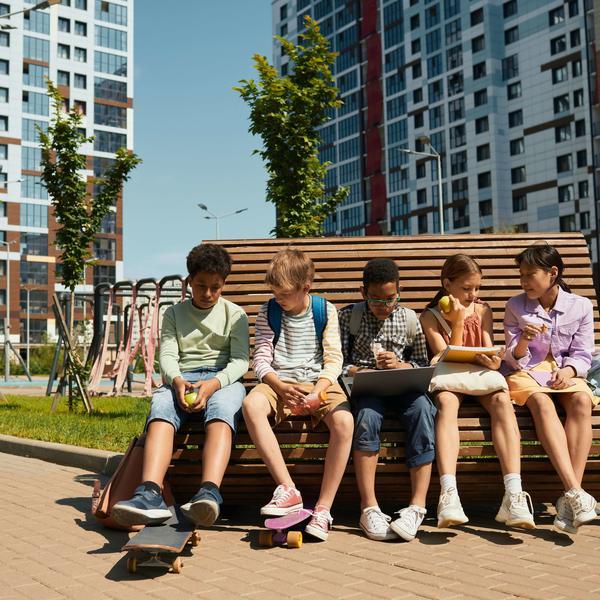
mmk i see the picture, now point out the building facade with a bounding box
[273,0,598,261]
[0,0,132,343]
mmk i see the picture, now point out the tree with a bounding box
[235,16,347,237]
[38,80,141,408]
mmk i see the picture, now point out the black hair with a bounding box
[514,243,571,292]
[362,258,399,289]
[186,243,232,279]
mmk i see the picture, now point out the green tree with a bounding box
[38,80,141,408]
[235,16,347,237]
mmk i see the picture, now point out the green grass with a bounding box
[0,395,149,452]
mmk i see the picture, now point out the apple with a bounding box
[184,392,196,406]
[438,295,451,313]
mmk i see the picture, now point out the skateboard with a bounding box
[259,508,313,548]
[122,506,200,573]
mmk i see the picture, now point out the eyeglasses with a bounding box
[365,296,400,307]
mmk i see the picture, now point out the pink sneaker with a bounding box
[260,484,303,516]
[305,506,333,541]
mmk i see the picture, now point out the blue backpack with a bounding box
[266,295,328,347]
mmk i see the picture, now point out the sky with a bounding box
[124,1,274,279]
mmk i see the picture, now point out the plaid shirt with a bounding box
[338,303,429,376]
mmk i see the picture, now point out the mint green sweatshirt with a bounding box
[159,297,249,388]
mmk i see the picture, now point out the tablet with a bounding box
[341,366,436,399]
[438,345,501,363]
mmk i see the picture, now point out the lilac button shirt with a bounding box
[502,287,594,377]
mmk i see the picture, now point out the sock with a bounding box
[440,474,457,493]
[200,481,220,493]
[503,473,522,495]
[141,480,162,495]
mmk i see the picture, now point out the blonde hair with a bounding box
[265,248,315,290]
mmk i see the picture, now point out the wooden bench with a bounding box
[167,233,600,505]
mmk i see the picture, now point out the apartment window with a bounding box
[447,45,462,70]
[94,50,127,77]
[513,194,527,212]
[474,89,487,106]
[444,0,460,18]
[557,154,572,173]
[475,116,489,133]
[502,55,519,80]
[19,289,47,314]
[99,212,116,234]
[581,212,590,230]
[576,149,587,168]
[451,178,468,202]
[453,205,469,229]
[0,87,6,103]
[573,88,584,107]
[551,35,566,55]
[511,166,526,184]
[568,0,578,17]
[94,130,126,153]
[510,138,524,155]
[445,19,461,45]
[410,14,419,30]
[20,203,47,227]
[552,65,568,83]
[555,124,571,142]
[22,91,49,116]
[507,81,521,100]
[425,4,440,28]
[58,17,70,33]
[23,63,48,88]
[549,6,565,26]
[94,102,126,128]
[417,189,427,204]
[22,175,47,199]
[472,35,485,53]
[579,180,589,198]
[57,70,70,86]
[427,54,443,77]
[20,260,47,285]
[448,98,464,122]
[503,0,517,18]
[0,143,6,159]
[553,94,570,113]
[450,150,467,175]
[57,44,70,59]
[570,29,581,47]
[470,8,483,26]
[418,214,428,234]
[479,199,492,216]
[428,80,443,103]
[558,184,575,202]
[20,233,48,256]
[504,26,518,45]
[93,237,116,261]
[449,124,466,148]
[0,4,8,16]
[575,119,585,137]
[508,109,523,127]
[447,72,463,96]
[0,59,7,75]
[74,21,87,36]
[74,73,87,89]
[95,24,127,51]
[0,31,8,47]
[473,61,486,80]
[429,105,444,129]
[412,62,422,79]
[74,47,87,62]
[477,144,490,161]
[478,172,491,189]
[559,215,576,232]
[572,60,582,77]
[23,10,49,34]
[24,36,49,62]
[0,115,8,131]
[411,39,420,54]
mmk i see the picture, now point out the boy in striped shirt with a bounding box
[243,249,353,541]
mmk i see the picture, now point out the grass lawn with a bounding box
[0,395,149,452]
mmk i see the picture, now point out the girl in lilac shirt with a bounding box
[503,243,598,534]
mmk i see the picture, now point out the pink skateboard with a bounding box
[259,508,313,548]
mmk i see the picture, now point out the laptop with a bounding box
[341,366,436,399]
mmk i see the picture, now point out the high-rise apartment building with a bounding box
[0,0,133,344]
[273,0,598,261]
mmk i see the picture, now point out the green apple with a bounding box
[438,295,451,313]
[184,392,196,406]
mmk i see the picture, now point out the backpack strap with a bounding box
[267,298,283,346]
[346,301,366,357]
[404,308,418,344]
[428,307,452,336]
[311,295,328,346]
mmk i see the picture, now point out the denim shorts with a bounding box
[352,391,436,469]
[146,367,246,434]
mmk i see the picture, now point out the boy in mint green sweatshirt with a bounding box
[112,243,249,528]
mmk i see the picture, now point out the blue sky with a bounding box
[124,1,274,279]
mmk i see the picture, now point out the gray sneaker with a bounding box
[181,485,223,527]
[111,483,171,526]
[554,494,577,534]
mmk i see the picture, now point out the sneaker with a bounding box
[181,485,223,527]
[305,506,333,541]
[495,492,536,529]
[565,488,598,528]
[111,483,172,526]
[553,494,577,534]
[359,506,396,541]
[437,488,469,528]
[390,505,426,541]
[260,484,303,516]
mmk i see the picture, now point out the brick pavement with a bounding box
[1,452,599,600]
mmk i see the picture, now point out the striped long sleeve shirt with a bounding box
[252,297,343,384]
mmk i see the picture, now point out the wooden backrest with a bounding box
[213,232,600,353]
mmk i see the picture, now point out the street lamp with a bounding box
[197,203,249,239]
[24,287,41,372]
[0,0,60,29]
[400,136,445,235]
[0,239,15,381]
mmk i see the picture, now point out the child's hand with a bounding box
[278,383,307,409]
[474,353,502,370]
[520,323,546,343]
[186,378,221,412]
[376,351,400,370]
[173,376,194,412]
[444,295,466,325]
[550,367,576,389]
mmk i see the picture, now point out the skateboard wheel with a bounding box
[287,531,302,548]
[126,556,137,573]
[191,531,201,547]
[172,556,183,573]
[258,530,274,547]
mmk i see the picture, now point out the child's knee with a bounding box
[352,407,383,451]
[326,408,354,438]
[242,392,270,419]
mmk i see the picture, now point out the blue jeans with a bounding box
[352,392,436,469]
[146,368,246,434]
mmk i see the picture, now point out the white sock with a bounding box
[503,473,522,495]
[440,474,457,493]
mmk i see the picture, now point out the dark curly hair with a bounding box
[186,244,232,279]
[363,258,399,289]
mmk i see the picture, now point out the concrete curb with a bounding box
[0,434,123,475]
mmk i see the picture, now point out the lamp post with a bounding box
[25,287,41,372]
[0,239,13,381]
[0,0,60,29]
[400,136,445,235]
[197,204,249,239]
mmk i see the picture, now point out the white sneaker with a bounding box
[553,494,577,534]
[390,505,426,541]
[359,506,396,541]
[437,488,469,528]
[495,492,536,529]
[565,488,598,528]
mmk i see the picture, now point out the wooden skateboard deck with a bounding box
[122,506,200,573]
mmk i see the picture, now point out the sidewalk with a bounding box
[1,452,600,599]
